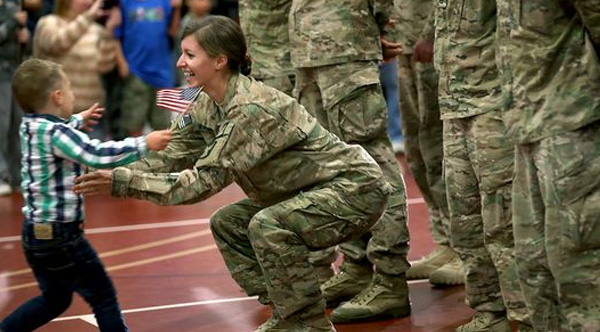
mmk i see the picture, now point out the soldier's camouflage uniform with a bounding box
[110,73,392,319]
[239,0,294,95]
[499,1,600,331]
[395,0,449,248]
[290,0,409,278]
[434,0,529,324]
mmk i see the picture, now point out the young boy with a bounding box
[0,58,171,332]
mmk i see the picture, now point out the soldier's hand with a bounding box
[413,39,434,63]
[74,170,113,195]
[146,130,172,151]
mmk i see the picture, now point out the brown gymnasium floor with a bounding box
[0,156,484,332]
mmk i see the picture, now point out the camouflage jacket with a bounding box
[394,0,434,53]
[289,0,400,68]
[239,0,294,79]
[434,0,501,120]
[499,1,600,143]
[113,74,386,206]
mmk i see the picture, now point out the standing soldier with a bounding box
[290,0,411,323]
[238,0,295,96]
[499,1,600,331]
[433,1,531,331]
[395,0,464,285]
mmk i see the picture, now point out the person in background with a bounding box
[379,58,404,154]
[33,0,120,114]
[74,16,393,332]
[0,0,29,195]
[0,58,171,332]
[116,0,180,136]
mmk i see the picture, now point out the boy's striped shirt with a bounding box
[21,113,148,224]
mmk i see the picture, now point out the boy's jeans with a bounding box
[0,221,129,332]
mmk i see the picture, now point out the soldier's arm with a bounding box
[572,1,600,46]
[126,107,207,173]
[111,166,233,205]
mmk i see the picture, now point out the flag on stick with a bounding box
[156,87,201,113]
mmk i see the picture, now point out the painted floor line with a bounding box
[0,197,425,243]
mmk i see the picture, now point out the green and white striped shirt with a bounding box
[21,113,147,223]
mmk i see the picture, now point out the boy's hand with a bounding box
[79,103,104,132]
[381,37,403,61]
[146,130,172,151]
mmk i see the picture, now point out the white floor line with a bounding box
[54,296,259,325]
[0,198,425,243]
[61,280,433,327]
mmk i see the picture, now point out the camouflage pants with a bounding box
[210,184,388,318]
[513,120,600,332]
[443,111,528,322]
[258,75,295,97]
[397,55,450,246]
[294,61,409,275]
[120,75,171,134]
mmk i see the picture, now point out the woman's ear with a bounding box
[215,54,228,70]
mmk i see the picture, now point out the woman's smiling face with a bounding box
[177,34,219,88]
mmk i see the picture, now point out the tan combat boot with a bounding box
[429,254,465,286]
[320,261,372,307]
[261,301,336,332]
[406,245,458,280]
[455,311,511,332]
[329,272,411,323]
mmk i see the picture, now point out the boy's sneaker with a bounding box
[0,181,12,196]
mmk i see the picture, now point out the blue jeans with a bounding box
[0,221,129,332]
[379,59,403,144]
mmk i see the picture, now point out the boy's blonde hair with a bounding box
[12,59,65,113]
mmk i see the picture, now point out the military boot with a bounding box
[329,272,411,323]
[261,302,336,332]
[313,264,335,284]
[455,311,511,332]
[429,254,465,286]
[406,245,458,280]
[320,261,372,307]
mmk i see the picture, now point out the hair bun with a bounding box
[240,53,252,76]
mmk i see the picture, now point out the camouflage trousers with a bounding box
[120,75,171,134]
[443,111,528,322]
[258,75,295,97]
[210,183,389,318]
[513,120,600,332]
[294,61,409,275]
[397,55,450,246]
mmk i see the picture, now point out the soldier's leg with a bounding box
[398,56,461,283]
[513,144,561,332]
[312,61,410,322]
[210,199,267,301]
[248,185,388,330]
[443,117,510,332]
[294,68,339,283]
[472,112,529,325]
[536,121,600,331]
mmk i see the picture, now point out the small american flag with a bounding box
[156,87,201,113]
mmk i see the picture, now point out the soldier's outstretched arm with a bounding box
[110,166,233,205]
